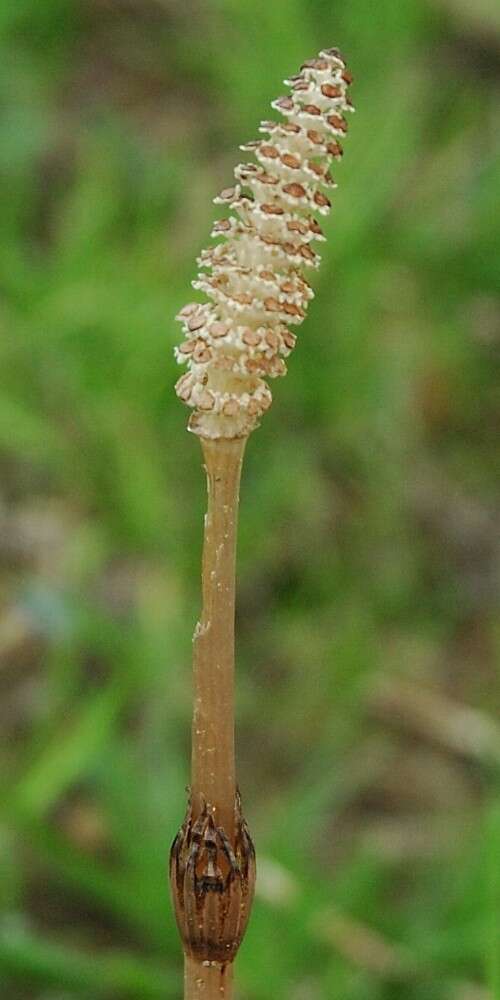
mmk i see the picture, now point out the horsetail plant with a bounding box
[170,47,354,999]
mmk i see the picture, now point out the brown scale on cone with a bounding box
[174,48,354,439]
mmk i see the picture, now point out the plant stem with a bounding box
[183,435,246,999]
[190,436,246,836]
[184,956,233,999]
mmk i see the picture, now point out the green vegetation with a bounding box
[1,1,499,997]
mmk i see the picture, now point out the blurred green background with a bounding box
[1,0,500,997]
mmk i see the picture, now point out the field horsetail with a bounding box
[170,47,354,999]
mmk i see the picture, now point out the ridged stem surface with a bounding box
[191,436,246,838]
[183,436,246,999]
[184,956,233,999]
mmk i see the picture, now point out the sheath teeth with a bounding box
[175,48,353,439]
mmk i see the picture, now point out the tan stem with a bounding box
[183,436,246,1000]
[191,436,246,838]
[184,957,234,998]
